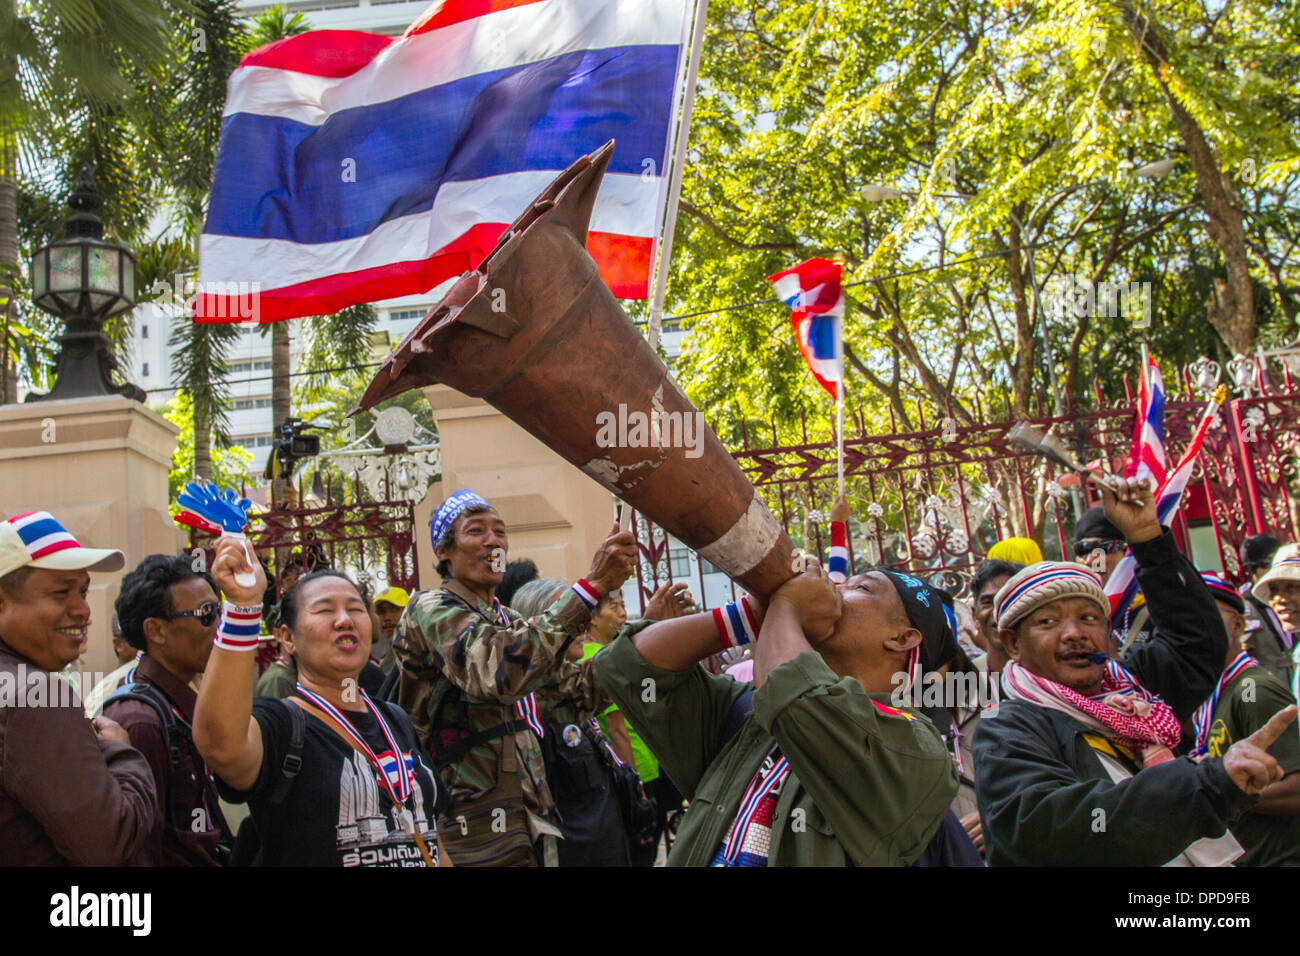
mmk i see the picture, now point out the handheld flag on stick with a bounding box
[175,481,257,589]
[767,257,845,494]
[1126,347,1168,489]
[1105,385,1227,636]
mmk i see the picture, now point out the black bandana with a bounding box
[878,569,958,672]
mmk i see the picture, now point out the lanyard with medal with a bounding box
[290,684,436,867]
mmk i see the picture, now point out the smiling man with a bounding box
[393,489,637,866]
[103,554,233,866]
[973,479,1297,866]
[0,511,157,865]
[1250,543,1300,687]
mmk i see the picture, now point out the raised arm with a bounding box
[1095,477,1228,718]
[399,525,638,702]
[192,538,269,793]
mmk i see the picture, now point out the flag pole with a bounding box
[648,0,709,353]
[836,384,844,499]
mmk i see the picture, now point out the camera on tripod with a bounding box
[264,417,326,480]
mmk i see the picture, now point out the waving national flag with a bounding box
[196,0,693,323]
[1126,350,1167,489]
[767,258,843,400]
[1106,385,1228,636]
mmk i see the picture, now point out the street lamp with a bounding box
[27,165,143,403]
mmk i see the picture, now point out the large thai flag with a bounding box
[1105,388,1224,636]
[195,0,693,323]
[767,258,843,400]
[1126,351,1167,488]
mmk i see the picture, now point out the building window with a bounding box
[142,362,149,376]
[388,308,427,323]
[141,325,148,339]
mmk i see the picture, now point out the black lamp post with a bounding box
[26,165,144,403]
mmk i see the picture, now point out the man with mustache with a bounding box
[973,479,1297,866]
[0,511,156,865]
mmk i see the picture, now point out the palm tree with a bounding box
[0,0,178,402]
[152,0,250,478]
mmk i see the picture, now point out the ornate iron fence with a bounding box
[628,360,1300,609]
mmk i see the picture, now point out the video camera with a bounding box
[264,417,326,480]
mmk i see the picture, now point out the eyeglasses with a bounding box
[161,602,221,628]
[1073,539,1127,558]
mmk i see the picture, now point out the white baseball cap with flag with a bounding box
[0,512,125,579]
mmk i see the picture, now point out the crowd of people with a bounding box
[1,475,1297,867]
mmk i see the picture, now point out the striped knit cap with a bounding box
[994,561,1107,630]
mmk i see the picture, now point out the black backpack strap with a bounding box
[105,682,182,771]
[105,682,236,842]
[269,698,305,807]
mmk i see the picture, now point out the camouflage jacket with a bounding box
[393,579,607,843]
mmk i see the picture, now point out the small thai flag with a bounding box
[1106,387,1223,634]
[1126,352,1167,489]
[767,258,843,400]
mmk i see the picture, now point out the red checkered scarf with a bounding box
[1002,659,1180,766]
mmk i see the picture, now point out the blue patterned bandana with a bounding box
[430,489,491,551]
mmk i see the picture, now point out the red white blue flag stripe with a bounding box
[1126,352,1168,489]
[8,512,81,560]
[488,596,546,739]
[197,0,693,322]
[1191,652,1258,756]
[1106,389,1223,635]
[719,748,789,865]
[828,520,849,584]
[295,684,414,805]
[766,258,844,400]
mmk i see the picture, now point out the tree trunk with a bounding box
[193,393,212,480]
[0,109,18,404]
[1121,3,1255,353]
[271,320,292,502]
[994,217,1037,418]
[271,320,291,426]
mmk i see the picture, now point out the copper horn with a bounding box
[354,140,797,599]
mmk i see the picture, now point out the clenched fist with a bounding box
[585,523,638,596]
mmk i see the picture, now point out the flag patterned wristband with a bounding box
[571,579,601,610]
[828,520,849,584]
[215,601,263,652]
[713,597,759,649]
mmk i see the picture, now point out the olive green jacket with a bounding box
[594,624,957,866]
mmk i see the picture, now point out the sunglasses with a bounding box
[1073,539,1127,558]
[161,602,221,628]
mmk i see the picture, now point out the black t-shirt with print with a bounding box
[217,695,448,867]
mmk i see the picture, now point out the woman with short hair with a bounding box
[194,539,450,867]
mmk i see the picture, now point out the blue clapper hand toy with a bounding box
[176,481,257,589]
